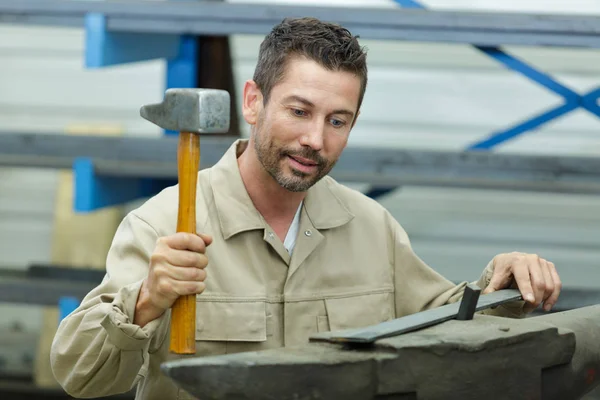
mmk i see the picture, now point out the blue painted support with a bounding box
[73,158,177,212]
[475,47,579,101]
[165,35,199,135]
[78,13,199,210]
[469,102,578,150]
[58,296,81,321]
[582,87,600,115]
[392,0,425,8]
[364,0,600,198]
[85,13,181,68]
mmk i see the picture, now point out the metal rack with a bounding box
[1,3,600,395]
[1,0,600,211]
[1,133,600,211]
[2,0,600,47]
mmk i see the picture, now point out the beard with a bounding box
[253,117,336,192]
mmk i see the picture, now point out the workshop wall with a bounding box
[1,0,599,333]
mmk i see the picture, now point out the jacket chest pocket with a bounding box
[320,291,394,332]
[194,299,268,356]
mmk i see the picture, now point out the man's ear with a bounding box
[242,80,263,125]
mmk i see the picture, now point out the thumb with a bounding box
[482,274,506,295]
[197,232,213,246]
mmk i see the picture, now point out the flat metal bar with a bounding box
[1,0,600,48]
[115,21,600,48]
[2,133,600,194]
[333,145,600,195]
[27,264,107,283]
[309,289,523,345]
[0,276,98,306]
[0,133,236,167]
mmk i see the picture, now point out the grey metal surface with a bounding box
[2,132,600,194]
[0,271,100,306]
[0,328,37,380]
[0,133,236,176]
[1,0,600,48]
[161,306,600,400]
[140,89,230,133]
[332,145,600,195]
[310,288,522,344]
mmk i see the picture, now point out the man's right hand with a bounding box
[134,232,212,327]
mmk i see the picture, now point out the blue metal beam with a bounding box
[73,157,177,212]
[84,13,181,67]
[468,102,577,150]
[165,35,199,135]
[391,0,423,8]
[581,87,600,116]
[475,46,579,101]
[78,10,199,211]
[365,0,600,198]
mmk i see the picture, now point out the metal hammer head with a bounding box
[140,88,230,133]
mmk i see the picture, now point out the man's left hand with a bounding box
[482,252,562,313]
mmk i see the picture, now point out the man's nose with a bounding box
[298,120,325,151]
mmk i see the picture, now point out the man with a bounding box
[50,17,562,400]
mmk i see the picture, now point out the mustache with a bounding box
[282,148,326,165]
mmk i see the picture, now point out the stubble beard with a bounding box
[253,116,335,192]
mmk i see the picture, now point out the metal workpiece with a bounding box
[1,0,600,48]
[309,288,522,345]
[161,305,600,400]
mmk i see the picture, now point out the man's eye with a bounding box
[330,118,345,127]
[292,109,306,117]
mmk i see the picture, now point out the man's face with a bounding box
[246,56,361,192]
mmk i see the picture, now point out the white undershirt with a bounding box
[283,201,303,254]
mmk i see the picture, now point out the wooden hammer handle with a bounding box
[170,131,200,354]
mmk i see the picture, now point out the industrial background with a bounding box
[0,0,599,398]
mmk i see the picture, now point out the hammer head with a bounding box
[140,88,230,133]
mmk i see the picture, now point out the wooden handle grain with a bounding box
[170,131,200,354]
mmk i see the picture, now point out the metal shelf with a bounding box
[1,0,600,48]
[1,132,600,195]
[1,0,599,208]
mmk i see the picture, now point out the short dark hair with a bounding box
[253,17,368,111]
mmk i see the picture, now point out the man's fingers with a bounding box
[511,261,535,304]
[172,280,207,297]
[165,249,208,270]
[166,263,208,282]
[197,232,213,246]
[528,257,547,309]
[482,257,512,295]
[158,232,210,253]
[539,259,554,309]
[543,261,562,311]
[482,273,504,294]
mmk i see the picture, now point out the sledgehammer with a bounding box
[140,88,230,354]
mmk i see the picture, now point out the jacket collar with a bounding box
[210,139,354,239]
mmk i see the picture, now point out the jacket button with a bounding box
[304,230,312,237]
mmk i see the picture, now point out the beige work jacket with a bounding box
[50,139,524,400]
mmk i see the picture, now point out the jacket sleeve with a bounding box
[50,212,170,398]
[388,212,525,318]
